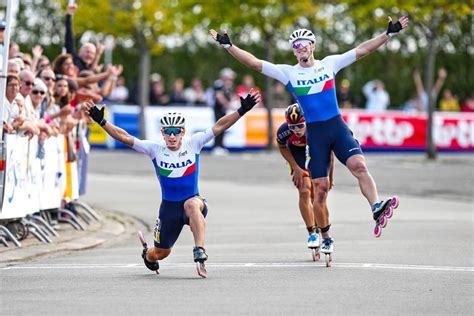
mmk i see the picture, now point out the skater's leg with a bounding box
[184,197,206,248]
[298,176,314,229]
[146,247,171,261]
[345,154,378,205]
[312,177,331,238]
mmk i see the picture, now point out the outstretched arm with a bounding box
[82,101,134,147]
[209,30,263,72]
[355,16,409,60]
[433,68,447,97]
[212,89,261,137]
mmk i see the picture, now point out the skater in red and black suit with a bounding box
[277,103,334,261]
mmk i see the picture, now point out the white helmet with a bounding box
[160,112,185,128]
[288,28,316,44]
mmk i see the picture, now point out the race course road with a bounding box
[1,150,473,315]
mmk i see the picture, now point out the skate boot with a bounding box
[193,246,208,278]
[307,233,320,261]
[320,237,334,267]
[372,196,399,238]
[138,231,159,274]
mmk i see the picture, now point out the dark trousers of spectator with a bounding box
[214,107,226,148]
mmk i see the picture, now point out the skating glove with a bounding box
[88,105,107,126]
[238,94,258,116]
[215,32,232,49]
[386,18,403,37]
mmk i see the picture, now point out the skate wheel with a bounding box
[196,262,207,278]
[138,231,146,246]
[374,225,382,238]
[385,206,393,219]
[312,249,320,262]
[379,215,387,228]
[325,254,332,267]
[391,196,399,209]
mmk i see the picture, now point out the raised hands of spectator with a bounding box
[96,42,106,57]
[67,2,77,15]
[32,45,43,59]
[438,68,447,79]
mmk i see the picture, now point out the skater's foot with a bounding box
[307,232,320,249]
[138,232,159,272]
[371,199,392,220]
[320,237,334,254]
[193,246,208,262]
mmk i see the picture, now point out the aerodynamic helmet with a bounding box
[285,103,305,124]
[160,112,185,128]
[288,28,316,45]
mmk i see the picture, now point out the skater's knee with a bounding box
[298,185,312,199]
[149,247,171,261]
[184,198,201,212]
[313,179,329,203]
[347,157,368,177]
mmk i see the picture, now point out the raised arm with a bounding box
[65,3,77,55]
[212,89,261,137]
[209,30,263,72]
[355,16,409,60]
[432,68,447,97]
[82,101,134,147]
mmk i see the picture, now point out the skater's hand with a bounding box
[83,101,107,126]
[209,29,232,48]
[237,88,261,116]
[292,167,305,189]
[386,16,409,37]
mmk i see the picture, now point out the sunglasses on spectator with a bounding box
[41,76,56,82]
[288,123,306,131]
[22,80,34,87]
[292,40,312,50]
[163,127,183,136]
[32,90,46,96]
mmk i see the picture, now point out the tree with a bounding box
[71,0,190,137]
[343,0,472,159]
[197,0,324,149]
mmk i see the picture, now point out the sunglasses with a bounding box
[22,80,34,87]
[163,127,183,136]
[292,40,311,50]
[41,76,56,82]
[288,123,306,131]
[32,90,46,96]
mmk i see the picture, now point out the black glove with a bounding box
[215,32,232,48]
[386,18,403,36]
[88,105,107,126]
[237,94,258,116]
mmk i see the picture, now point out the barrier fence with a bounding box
[92,105,474,152]
[0,132,100,248]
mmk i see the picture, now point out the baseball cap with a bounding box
[0,20,6,30]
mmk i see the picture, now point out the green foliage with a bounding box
[5,0,473,106]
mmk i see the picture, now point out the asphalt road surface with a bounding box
[1,149,473,315]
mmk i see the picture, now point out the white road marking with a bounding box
[2,262,473,272]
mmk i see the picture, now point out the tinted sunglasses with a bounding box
[288,123,306,131]
[32,90,46,96]
[163,127,183,136]
[292,40,311,50]
[22,80,34,87]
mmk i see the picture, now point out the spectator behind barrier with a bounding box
[362,79,390,112]
[149,73,170,105]
[184,77,207,106]
[439,89,460,112]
